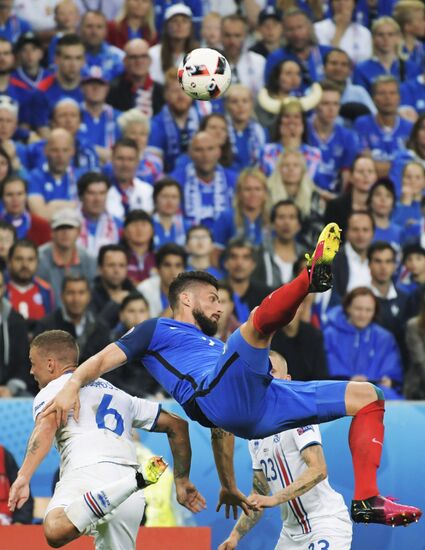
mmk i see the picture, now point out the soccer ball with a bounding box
[178,48,232,101]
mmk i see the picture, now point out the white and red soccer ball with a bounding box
[178,48,232,101]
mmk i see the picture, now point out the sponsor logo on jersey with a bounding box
[297,425,314,435]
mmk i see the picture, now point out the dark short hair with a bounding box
[367,240,396,262]
[168,271,218,310]
[31,330,79,365]
[366,178,396,209]
[97,244,127,266]
[56,33,84,55]
[342,286,379,320]
[8,239,38,261]
[270,199,302,224]
[224,237,256,261]
[153,177,182,203]
[77,171,110,198]
[155,243,187,268]
[324,47,352,66]
[81,9,106,23]
[186,224,213,242]
[0,174,27,198]
[112,137,139,155]
[402,243,425,264]
[61,274,90,293]
[347,210,375,231]
[120,291,149,312]
[123,209,153,228]
[0,219,16,239]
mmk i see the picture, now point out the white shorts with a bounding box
[45,462,145,550]
[275,514,353,550]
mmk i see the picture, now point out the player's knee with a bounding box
[44,522,68,548]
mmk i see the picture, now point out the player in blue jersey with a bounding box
[42,223,422,527]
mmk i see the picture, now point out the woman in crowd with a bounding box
[392,161,425,243]
[367,178,403,249]
[107,0,157,49]
[152,177,190,250]
[323,286,404,400]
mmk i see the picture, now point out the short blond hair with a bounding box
[393,1,425,29]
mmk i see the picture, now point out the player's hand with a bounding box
[8,474,30,511]
[247,493,277,510]
[175,479,207,513]
[217,534,239,550]
[40,382,81,428]
[216,487,251,519]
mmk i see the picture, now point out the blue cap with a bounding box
[258,6,283,24]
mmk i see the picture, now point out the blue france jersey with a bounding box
[116,318,224,405]
[84,43,124,81]
[353,58,420,93]
[400,76,425,114]
[353,115,412,162]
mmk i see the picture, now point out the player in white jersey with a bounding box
[8,330,205,550]
[219,351,352,550]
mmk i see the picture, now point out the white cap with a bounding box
[164,3,192,22]
[0,95,18,117]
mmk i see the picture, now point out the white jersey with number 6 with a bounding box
[33,373,161,476]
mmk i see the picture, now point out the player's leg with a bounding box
[241,223,341,348]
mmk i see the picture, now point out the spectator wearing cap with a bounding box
[107,0,158,50]
[0,0,31,44]
[77,172,121,258]
[397,243,425,296]
[154,0,203,38]
[12,32,52,90]
[107,38,164,119]
[79,66,121,163]
[37,33,85,112]
[121,209,156,284]
[0,95,28,174]
[27,128,86,220]
[0,175,51,246]
[36,207,97,305]
[80,10,124,80]
[221,14,265,97]
[34,273,111,362]
[149,4,198,85]
[250,7,284,59]
[137,243,187,317]
[26,98,99,172]
[106,138,153,220]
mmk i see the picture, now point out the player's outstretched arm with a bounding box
[211,428,251,519]
[8,413,57,512]
[153,409,206,513]
[40,343,127,427]
[218,470,270,550]
[248,444,327,510]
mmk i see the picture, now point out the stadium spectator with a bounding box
[0,269,32,398]
[392,0,425,68]
[353,17,420,93]
[324,154,377,233]
[90,243,135,319]
[224,85,267,170]
[221,14,265,96]
[213,168,270,258]
[37,208,97,305]
[0,444,33,524]
[27,128,84,220]
[253,199,305,288]
[107,39,164,118]
[106,138,153,220]
[405,289,425,399]
[354,76,413,178]
[222,238,272,323]
[400,60,425,122]
[138,243,186,317]
[0,175,51,245]
[186,225,224,279]
[34,274,111,363]
[5,239,54,332]
[171,131,237,230]
[214,281,240,343]
[14,0,59,34]
[75,0,122,19]
[314,0,372,64]
[250,7,283,59]
[116,109,163,185]
[121,209,156,285]
[368,241,414,370]
[367,178,403,249]
[0,95,27,174]
[323,286,403,400]
[397,243,425,296]
[12,32,50,90]
[46,0,81,67]
[261,99,321,180]
[0,220,15,269]
[77,172,121,257]
[331,211,374,297]
[265,8,332,87]
[107,0,157,49]
[199,113,235,169]
[0,0,31,44]
[148,68,203,173]
[307,81,360,195]
[152,177,189,250]
[149,4,197,85]
[0,145,12,188]
[323,48,377,117]
[154,0,203,38]
[200,12,221,50]
[392,161,425,243]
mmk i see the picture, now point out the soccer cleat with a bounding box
[136,456,168,489]
[305,223,342,293]
[351,495,422,527]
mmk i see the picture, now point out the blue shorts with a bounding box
[190,328,348,439]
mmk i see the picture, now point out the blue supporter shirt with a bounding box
[213,209,265,249]
[400,76,425,115]
[373,224,404,250]
[84,43,124,81]
[26,139,99,172]
[152,215,191,250]
[4,77,48,128]
[353,114,413,164]
[37,75,84,112]
[353,58,420,93]
[11,67,53,90]
[0,15,31,43]
[28,165,84,203]
[227,121,268,170]
[80,104,121,149]
[307,121,360,192]
[388,149,419,198]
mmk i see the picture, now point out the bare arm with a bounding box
[40,343,127,427]
[218,470,270,550]
[28,196,77,220]
[8,413,57,511]
[248,444,327,509]
[211,428,250,518]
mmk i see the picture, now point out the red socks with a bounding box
[349,400,385,500]
[252,268,310,335]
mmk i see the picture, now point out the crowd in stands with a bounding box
[0,0,425,419]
